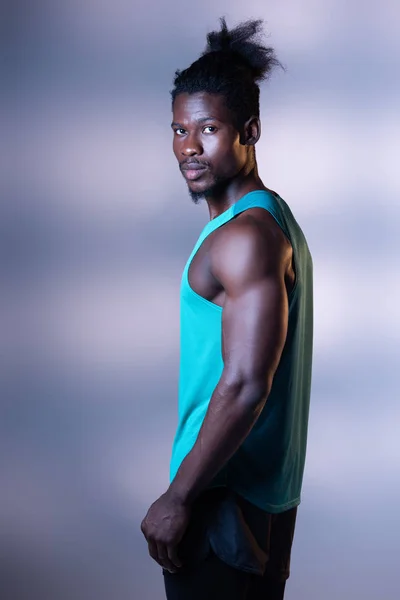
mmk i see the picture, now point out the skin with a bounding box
[141,91,295,574]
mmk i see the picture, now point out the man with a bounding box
[141,17,313,600]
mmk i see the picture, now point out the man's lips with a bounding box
[181,164,208,181]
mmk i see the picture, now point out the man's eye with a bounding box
[175,129,186,135]
[203,126,217,133]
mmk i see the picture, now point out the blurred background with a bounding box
[1,1,399,598]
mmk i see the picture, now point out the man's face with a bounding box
[172,92,247,203]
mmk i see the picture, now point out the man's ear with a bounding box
[240,116,261,146]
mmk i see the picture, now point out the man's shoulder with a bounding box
[211,207,290,265]
[209,211,290,287]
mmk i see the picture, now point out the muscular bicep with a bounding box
[211,218,290,394]
[221,273,288,391]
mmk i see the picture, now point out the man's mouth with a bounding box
[181,163,208,181]
[183,168,207,181]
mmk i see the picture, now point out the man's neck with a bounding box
[206,167,266,221]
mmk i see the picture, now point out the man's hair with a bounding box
[171,17,283,130]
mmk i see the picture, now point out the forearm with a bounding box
[168,378,267,505]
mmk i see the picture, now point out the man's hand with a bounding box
[140,490,191,573]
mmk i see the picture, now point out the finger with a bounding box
[157,542,178,573]
[167,545,183,570]
[140,519,147,537]
[147,540,159,563]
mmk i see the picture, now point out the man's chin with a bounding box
[187,179,226,204]
[188,188,204,204]
[187,181,207,204]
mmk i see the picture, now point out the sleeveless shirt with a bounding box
[169,190,313,513]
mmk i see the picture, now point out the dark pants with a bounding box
[162,487,297,600]
[163,550,286,600]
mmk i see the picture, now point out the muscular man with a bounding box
[141,18,313,600]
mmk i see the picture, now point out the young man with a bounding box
[141,18,313,600]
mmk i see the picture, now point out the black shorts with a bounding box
[163,487,297,600]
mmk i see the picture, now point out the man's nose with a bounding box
[181,134,203,156]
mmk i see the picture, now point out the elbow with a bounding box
[222,373,271,412]
[242,378,271,410]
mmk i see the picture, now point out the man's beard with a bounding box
[188,178,228,205]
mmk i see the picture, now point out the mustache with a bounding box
[179,159,211,170]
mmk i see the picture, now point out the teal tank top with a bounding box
[169,190,313,513]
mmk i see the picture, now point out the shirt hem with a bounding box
[206,482,301,514]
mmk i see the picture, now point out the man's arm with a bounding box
[168,217,290,505]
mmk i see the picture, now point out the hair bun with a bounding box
[203,17,281,82]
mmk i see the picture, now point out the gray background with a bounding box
[1,1,399,598]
